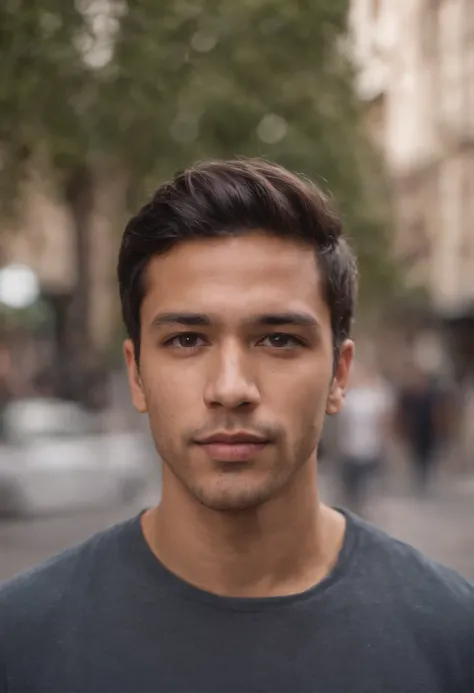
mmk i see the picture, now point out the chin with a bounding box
[190,479,278,513]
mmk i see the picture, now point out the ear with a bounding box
[326,340,355,415]
[123,339,147,414]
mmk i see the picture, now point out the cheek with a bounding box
[142,383,182,462]
[271,367,331,435]
[267,358,331,404]
[140,361,202,427]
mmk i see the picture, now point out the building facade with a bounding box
[350,0,474,465]
[350,0,474,311]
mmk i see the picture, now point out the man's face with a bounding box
[125,233,353,511]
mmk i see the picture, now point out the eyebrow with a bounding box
[150,311,320,329]
[151,312,212,327]
[256,312,320,328]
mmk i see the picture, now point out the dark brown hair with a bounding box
[118,158,358,361]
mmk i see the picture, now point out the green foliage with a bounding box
[0,0,397,302]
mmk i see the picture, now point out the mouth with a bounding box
[195,432,270,463]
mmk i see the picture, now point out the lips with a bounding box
[195,432,269,462]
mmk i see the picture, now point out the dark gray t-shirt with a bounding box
[1,510,473,693]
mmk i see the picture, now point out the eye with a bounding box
[258,333,305,349]
[164,332,207,348]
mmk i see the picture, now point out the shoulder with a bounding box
[355,514,474,597]
[346,515,474,689]
[351,513,474,630]
[0,518,131,644]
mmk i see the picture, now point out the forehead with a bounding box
[141,233,329,325]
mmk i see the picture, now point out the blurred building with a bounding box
[350,0,474,465]
[0,168,124,402]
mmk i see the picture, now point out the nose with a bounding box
[203,341,260,411]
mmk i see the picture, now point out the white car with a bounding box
[0,398,152,516]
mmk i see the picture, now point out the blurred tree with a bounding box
[0,0,395,404]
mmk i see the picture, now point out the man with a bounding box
[0,159,473,692]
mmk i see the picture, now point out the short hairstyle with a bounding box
[118,158,358,361]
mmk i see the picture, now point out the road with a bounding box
[1,469,473,583]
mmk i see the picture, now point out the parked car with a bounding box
[0,397,152,517]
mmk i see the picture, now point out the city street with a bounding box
[1,469,473,583]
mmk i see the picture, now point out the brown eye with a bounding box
[166,333,206,348]
[259,333,303,348]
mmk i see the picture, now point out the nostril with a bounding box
[206,398,257,410]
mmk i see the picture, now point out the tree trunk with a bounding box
[61,166,106,409]
[65,166,93,340]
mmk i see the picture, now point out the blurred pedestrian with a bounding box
[395,363,449,493]
[1,160,473,693]
[337,363,393,516]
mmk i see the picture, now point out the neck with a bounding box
[142,460,346,598]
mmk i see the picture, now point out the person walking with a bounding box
[0,159,473,692]
[395,364,449,493]
[337,363,393,517]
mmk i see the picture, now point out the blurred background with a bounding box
[0,0,473,582]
